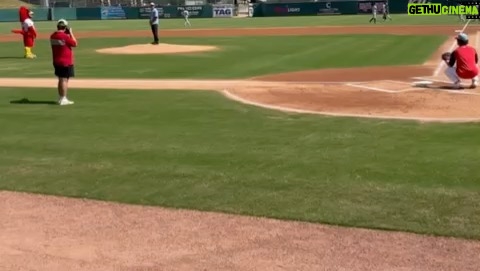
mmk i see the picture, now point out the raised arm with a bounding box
[66,28,78,47]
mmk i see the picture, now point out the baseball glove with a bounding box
[441,52,451,61]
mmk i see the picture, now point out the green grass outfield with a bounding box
[0,14,472,32]
[0,35,444,78]
[1,88,479,239]
[1,15,479,240]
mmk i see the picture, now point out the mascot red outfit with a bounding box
[11,6,37,59]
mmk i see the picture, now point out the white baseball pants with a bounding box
[445,67,460,83]
[444,66,478,83]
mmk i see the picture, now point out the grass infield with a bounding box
[0,35,445,78]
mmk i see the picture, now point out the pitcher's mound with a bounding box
[96,43,218,55]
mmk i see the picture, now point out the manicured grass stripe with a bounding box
[0,35,445,79]
[0,88,479,239]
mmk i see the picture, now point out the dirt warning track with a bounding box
[2,191,480,271]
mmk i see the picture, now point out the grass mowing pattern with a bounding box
[1,88,479,239]
[0,35,445,78]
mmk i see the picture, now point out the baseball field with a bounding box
[1,14,480,270]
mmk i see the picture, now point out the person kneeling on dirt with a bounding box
[444,33,479,89]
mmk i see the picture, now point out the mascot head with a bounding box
[19,6,33,22]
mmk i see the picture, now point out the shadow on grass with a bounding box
[10,98,57,105]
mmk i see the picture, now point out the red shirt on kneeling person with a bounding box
[445,33,478,89]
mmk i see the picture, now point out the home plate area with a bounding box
[346,80,415,93]
[411,75,480,95]
[348,78,480,95]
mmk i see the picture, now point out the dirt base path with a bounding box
[3,76,480,122]
[2,191,480,271]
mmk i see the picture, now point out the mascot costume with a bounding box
[11,6,37,59]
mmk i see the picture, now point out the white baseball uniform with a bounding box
[382,3,391,20]
[369,4,377,24]
[183,10,191,27]
[458,4,466,22]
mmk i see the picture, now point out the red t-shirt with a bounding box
[453,45,478,79]
[50,31,77,66]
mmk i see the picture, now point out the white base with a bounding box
[412,80,433,87]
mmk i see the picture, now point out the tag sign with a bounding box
[213,5,233,17]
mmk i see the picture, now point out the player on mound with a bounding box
[444,33,478,89]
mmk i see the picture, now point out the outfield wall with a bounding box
[0,4,231,21]
[252,0,452,17]
[0,0,451,21]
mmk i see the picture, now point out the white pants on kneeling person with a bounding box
[444,66,478,85]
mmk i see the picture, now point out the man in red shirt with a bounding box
[50,19,77,105]
[444,33,478,89]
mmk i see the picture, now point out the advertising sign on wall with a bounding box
[357,0,386,14]
[176,5,205,17]
[138,5,211,19]
[101,6,126,19]
[272,5,302,15]
[213,4,234,17]
[317,2,341,15]
[139,7,168,18]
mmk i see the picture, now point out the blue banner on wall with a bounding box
[101,6,126,19]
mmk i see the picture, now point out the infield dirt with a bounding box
[96,43,219,54]
[1,24,480,271]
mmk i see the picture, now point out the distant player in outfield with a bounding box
[382,2,392,21]
[369,3,377,24]
[477,4,480,23]
[182,9,191,27]
[458,3,466,22]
